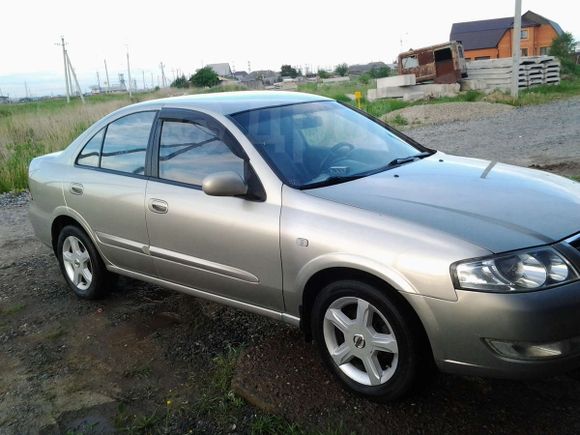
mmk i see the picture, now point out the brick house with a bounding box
[450,11,563,61]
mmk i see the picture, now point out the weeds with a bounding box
[391,114,409,126]
[0,303,26,315]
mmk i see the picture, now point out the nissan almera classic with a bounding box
[28,91,580,400]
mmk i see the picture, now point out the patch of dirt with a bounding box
[382,102,515,127]
[233,329,580,434]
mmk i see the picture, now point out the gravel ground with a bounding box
[404,97,580,176]
[1,98,579,434]
[383,101,515,127]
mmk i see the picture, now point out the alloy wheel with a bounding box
[323,296,399,386]
[62,235,93,291]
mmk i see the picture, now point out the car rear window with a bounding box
[77,128,104,167]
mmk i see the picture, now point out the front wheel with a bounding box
[57,225,112,299]
[312,280,427,401]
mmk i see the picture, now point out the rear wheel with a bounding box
[312,280,426,401]
[57,225,112,299]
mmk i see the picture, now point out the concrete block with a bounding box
[367,89,377,102]
[460,79,488,91]
[321,76,350,84]
[403,91,425,102]
[416,83,460,98]
[376,74,416,89]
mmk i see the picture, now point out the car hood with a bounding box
[305,153,580,253]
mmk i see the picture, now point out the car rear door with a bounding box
[64,110,157,275]
[144,108,283,311]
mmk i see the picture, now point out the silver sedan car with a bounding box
[29,91,580,401]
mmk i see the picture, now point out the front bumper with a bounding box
[406,279,580,379]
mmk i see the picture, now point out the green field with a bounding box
[0,75,579,193]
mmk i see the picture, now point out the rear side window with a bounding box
[158,120,244,186]
[77,128,104,167]
[100,111,156,175]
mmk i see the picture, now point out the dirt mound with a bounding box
[383,102,515,128]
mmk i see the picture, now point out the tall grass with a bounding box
[0,97,131,191]
[1,75,579,193]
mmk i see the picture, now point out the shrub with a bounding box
[190,67,220,88]
[550,32,577,74]
[170,74,189,88]
[334,63,348,77]
[281,64,299,78]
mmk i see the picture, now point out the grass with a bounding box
[0,303,26,315]
[1,74,578,193]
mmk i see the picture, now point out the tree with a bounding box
[369,66,391,78]
[280,64,299,78]
[334,63,349,77]
[317,69,331,79]
[170,74,189,88]
[190,67,220,87]
[550,32,576,74]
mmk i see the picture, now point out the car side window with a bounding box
[100,111,156,175]
[77,128,105,167]
[158,120,245,186]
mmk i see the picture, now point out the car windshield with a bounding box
[230,101,430,189]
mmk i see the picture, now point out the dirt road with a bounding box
[1,98,579,434]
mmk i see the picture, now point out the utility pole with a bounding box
[511,0,522,98]
[56,36,70,102]
[104,59,111,93]
[142,70,146,90]
[96,71,101,93]
[159,62,167,87]
[65,51,85,103]
[24,81,30,99]
[126,47,133,97]
[150,72,154,89]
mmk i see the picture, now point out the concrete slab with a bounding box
[376,74,416,89]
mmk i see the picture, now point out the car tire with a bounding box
[312,280,427,401]
[56,225,112,299]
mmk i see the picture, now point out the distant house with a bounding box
[0,95,9,104]
[450,10,563,60]
[206,63,232,77]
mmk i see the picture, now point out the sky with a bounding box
[1,0,578,98]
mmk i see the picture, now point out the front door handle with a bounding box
[70,183,84,195]
[148,199,168,214]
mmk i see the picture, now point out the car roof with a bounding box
[130,91,332,116]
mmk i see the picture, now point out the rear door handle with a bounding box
[148,199,168,214]
[70,183,84,195]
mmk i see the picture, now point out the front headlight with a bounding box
[452,247,578,292]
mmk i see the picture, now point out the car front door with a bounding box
[144,108,283,311]
[64,110,157,275]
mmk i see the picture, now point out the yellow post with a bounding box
[354,91,362,109]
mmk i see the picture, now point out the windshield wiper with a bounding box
[386,151,433,168]
[300,174,367,189]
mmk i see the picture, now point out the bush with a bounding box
[190,67,220,88]
[318,69,331,79]
[369,66,391,78]
[170,74,189,88]
[280,64,299,78]
[334,63,348,77]
[550,32,577,75]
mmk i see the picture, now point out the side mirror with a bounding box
[202,171,248,197]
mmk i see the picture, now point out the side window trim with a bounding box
[151,108,248,184]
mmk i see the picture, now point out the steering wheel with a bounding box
[319,142,355,172]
